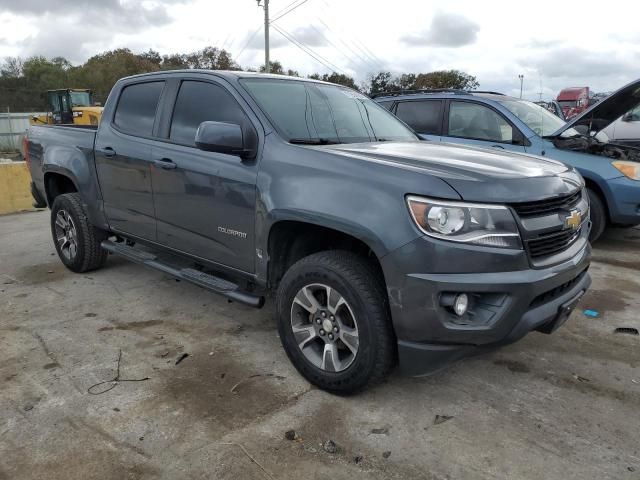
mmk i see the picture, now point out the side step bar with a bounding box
[101,240,264,308]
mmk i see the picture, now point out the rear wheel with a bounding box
[276,251,395,394]
[51,193,108,273]
[587,188,606,243]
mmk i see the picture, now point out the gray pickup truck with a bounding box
[25,70,591,393]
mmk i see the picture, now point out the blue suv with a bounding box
[373,80,640,241]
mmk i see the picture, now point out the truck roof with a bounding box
[557,87,588,100]
[119,69,336,86]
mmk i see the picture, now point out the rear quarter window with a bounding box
[113,81,164,137]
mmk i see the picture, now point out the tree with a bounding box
[413,70,479,90]
[363,71,399,95]
[310,72,358,90]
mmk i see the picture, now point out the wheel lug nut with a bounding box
[333,326,338,332]
[319,329,325,335]
[328,333,334,340]
[330,315,335,321]
[316,318,321,324]
[321,311,327,318]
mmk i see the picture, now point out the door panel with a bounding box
[151,144,257,272]
[444,101,526,153]
[150,80,259,273]
[94,81,165,240]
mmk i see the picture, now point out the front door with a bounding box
[94,80,165,240]
[443,100,527,153]
[150,79,259,273]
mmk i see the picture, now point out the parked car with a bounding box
[557,87,590,119]
[373,80,640,241]
[602,105,640,148]
[25,71,592,393]
[534,100,565,120]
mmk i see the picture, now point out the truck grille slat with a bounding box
[512,190,582,218]
[527,228,582,258]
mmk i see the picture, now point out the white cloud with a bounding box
[401,12,480,47]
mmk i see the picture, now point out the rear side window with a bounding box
[114,81,164,137]
[396,100,443,135]
[170,81,248,146]
[377,100,395,111]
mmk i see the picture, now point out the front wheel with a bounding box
[587,188,606,243]
[51,193,108,273]
[276,251,395,394]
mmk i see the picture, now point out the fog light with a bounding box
[453,294,469,316]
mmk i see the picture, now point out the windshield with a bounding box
[69,91,92,107]
[498,99,567,137]
[240,78,417,144]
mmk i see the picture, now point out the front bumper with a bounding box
[604,176,640,225]
[381,236,591,376]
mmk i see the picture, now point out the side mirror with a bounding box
[622,112,634,122]
[195,121,251,158]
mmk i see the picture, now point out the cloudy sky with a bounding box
[0,0,638,99]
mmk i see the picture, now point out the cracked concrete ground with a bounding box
[1,211,639,480]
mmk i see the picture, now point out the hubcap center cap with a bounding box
[322,319,333,333]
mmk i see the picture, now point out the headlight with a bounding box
[406,196,522,249]
[612,161,640,180]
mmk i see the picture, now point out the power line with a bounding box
[271,0,303,18]
[235,24,263,60]
[272,24,344,74]
[315,18,377,71]
[306,23,360,68]
[270,0,311,23]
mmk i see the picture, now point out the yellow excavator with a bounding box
[30,88,103,126]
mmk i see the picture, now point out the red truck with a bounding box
[556,87,590,119]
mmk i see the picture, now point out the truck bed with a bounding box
[26,124,98,206]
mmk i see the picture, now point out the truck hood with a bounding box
[321,141,582,202]
[550,78,640,137]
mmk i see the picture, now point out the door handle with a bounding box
[491,144,505,149]
[103,147,116,158]
[154,157,177,170]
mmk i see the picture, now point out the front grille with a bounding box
[526,226,582,259]
[511,190,582,218]
[529,268,588,308]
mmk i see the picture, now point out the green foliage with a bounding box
[0,47,478,111]
[0,46,241,110]
[360,69,479,95]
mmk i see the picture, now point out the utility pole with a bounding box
[258,0,270,73]
[518,74,524,99]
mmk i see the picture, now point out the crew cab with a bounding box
[25,71,591,393]
[374,80,640,241]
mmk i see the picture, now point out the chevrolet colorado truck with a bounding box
[25,71,592,393]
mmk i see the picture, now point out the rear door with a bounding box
[393,99,444,141]
[150,78,260,273]
[442,100,527,153]
[95,80,165,240]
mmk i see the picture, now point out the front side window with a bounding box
[396,100,443,135]
[448,101,514,143]
[114,82,164,137]
[240,78,417,143]
[170,81,249,146]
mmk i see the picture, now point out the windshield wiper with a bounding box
[289,138,341,145]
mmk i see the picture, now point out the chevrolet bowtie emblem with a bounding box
[565,210,582,230]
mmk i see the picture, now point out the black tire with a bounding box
[587,188,606,243]
[51,193,108,273]
[276,250,395,394]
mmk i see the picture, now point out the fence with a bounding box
[0,110,44,154]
